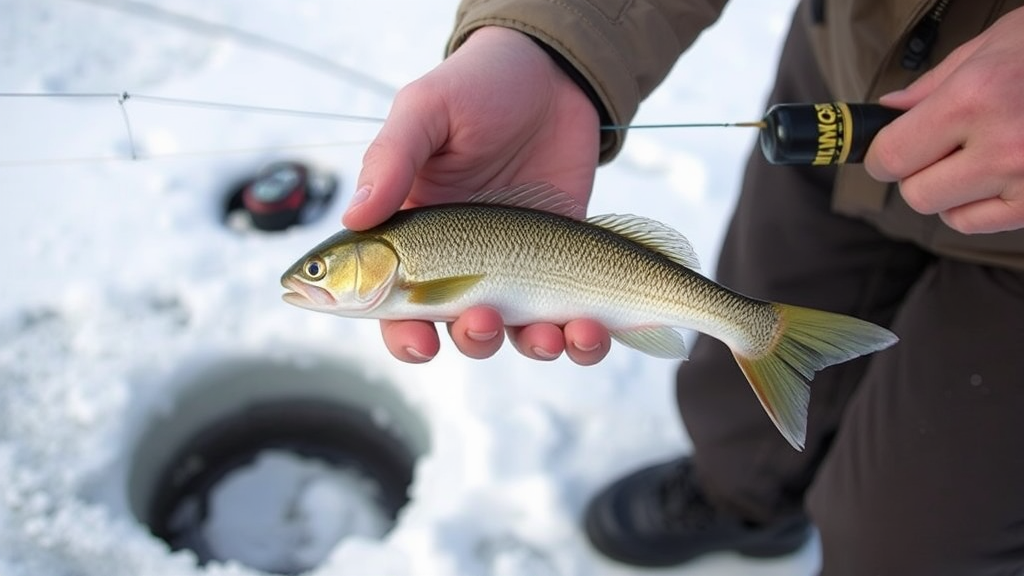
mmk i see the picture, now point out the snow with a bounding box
[198,450,391,573]
[0,0,819,575]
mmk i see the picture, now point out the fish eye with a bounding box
[304,257,326,280]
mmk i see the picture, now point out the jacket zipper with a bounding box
[901,0,953,70]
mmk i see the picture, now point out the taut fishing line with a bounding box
[0,0,400,167]
[0,92,388,167]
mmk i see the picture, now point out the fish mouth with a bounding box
[281,276,336,309]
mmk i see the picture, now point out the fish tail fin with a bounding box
[732,303,898,451]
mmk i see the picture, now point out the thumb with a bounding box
[342,87,448,230]
[879,34,982,108]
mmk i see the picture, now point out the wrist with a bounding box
[526,36,611,128]
[454,27,606,124]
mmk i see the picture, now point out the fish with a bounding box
[281,183,897,450]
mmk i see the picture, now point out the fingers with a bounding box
[448,307,505,359]
[868,123,1024,234]
[866,35,985,184]
[864,95,966,183]
[562,319,612,365]
[343,83,448,231]
[507,323,568,361]
[875,124,1024,233]
[896,147,987,215]
[380,308,612,365]
[380,319,441,363]
[940,194,1024,234]
[508,318,611,365]
[878,35,982,110]
[381,315,501,363]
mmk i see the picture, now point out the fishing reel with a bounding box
[224,160,339,232]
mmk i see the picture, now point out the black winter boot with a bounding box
[583,456,810,567]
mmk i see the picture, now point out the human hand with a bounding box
[344,26,611,365]
[865,7,1024,234]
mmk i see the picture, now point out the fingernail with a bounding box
[467,329,499,342]
[349,185,371,208]
[572,340,601,353]
[878,89,905,102]
[404,346,433,362]
[531,346,559,360]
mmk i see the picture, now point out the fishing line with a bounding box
[126,94,388,124]
[0,140,372,168]
[118,92,139,160]
[0,91,384,167]
[0,92,900,168]
[0,92,388,123]
[601,121,767,130]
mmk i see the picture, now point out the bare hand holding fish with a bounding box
[282,183,897,450]
[344,27,606,364]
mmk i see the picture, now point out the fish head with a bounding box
[281,236,399,315]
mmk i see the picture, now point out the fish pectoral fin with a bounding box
[611,326,689,359]
[405,274,485,305]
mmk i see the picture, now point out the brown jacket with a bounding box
[447,0,1024,269]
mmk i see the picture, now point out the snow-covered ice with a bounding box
[0,0,819,574]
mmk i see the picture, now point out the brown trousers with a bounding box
[675,4,1024,575]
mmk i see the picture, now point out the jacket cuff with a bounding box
[447,0,727,162]
[528,36,613,125]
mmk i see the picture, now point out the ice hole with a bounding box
[125,355,429,575]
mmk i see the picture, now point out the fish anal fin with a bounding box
[585,213,701,272]
[611,326,689,359]
[467,182,584,219]
[405,274,485,305]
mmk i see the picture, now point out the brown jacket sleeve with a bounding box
[447,0,729,162]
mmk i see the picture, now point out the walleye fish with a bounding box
[281,183,897,450]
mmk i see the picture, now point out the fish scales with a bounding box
[369,204,774,346]
[281,184,898,451]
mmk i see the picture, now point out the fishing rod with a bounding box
[604,102,903,166]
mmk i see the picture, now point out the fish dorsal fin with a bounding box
[585,213,701,272]
[467,182,585,219]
